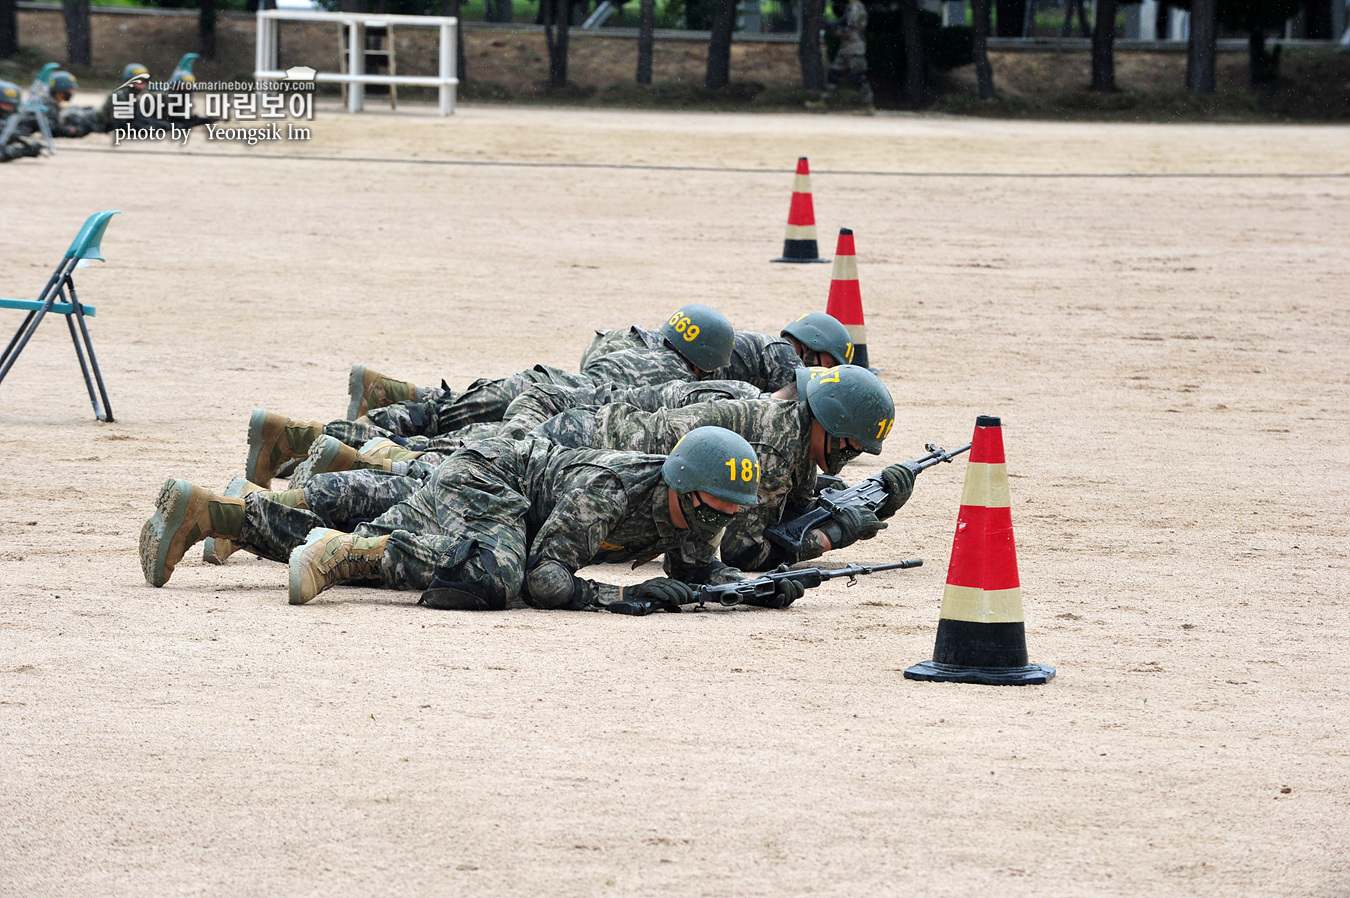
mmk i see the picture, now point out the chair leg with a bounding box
[0,308,51,385]
[1,311,40,380]
[66,312,113,422]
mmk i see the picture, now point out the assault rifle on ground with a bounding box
[764,442,972,556]
[607,558,923,616]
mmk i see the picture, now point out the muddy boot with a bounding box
[246,409,325,487]
[202,477,266,565]
[347,365,420,420]
[288,528,388,605]
[140,479,245,587]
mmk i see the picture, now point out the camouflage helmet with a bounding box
[0,80,20,114]
[796,365,896,454]
[660,305,735,372]
[122,63,149,83]
[49,71,78,96]
[662,426,761,507]
[781,312,855,367]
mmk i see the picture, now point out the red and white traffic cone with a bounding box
[905,416,1055,686]
[824,228,871,370]
[772,157,829,264]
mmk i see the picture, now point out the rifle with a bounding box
[764,442,972,556]
[607,558,923,616]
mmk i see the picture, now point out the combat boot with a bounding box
[202,477,266,565]
[246,409,325,486]
[288,528,388,605]
[359,437,426,463]
[288,435,397,489]
[347,365,420,420]
[140,478,245,587]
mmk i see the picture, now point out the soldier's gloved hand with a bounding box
[875,462,918,520]
[817,506,887,551]
[624,577,697,608]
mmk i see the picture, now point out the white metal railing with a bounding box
[254,9,458,115]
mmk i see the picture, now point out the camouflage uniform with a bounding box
[1,134,42,161]
[58,104,104,137]
[709,331,803,392]
[584,327,803,393]
[371,344,702,439]
[547,398,817,571]
[242,438,742,608]
[825,0,874,105]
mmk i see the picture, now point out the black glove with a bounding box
[625,577,697,607]
[770,564,806,608]
[817,506,887,551]
[876,462,918,520]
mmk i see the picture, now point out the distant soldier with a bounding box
[807,0,875,113]
[0,80,43,161]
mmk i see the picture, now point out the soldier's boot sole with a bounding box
[347,365,373,420]
[289,528,337,605]
[203,477,262,565]
[141,478,208,587]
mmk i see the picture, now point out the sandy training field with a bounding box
[2,105,1348,896]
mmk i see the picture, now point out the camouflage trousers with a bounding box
[239,459,534,599]
[364,365,595,438]
[237,469,422,565]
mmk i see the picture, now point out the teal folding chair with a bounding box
[0,211,120,422]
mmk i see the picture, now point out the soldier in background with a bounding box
[0,80,43,161]
[806,0,875,113]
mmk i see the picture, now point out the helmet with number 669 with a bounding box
[660,304,735,372]
[662,426,761,507]
[796,364,895,454]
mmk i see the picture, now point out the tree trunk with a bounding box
[636,0,655,84]
[995,0,1027,35]
[1186,0,1216,92]
[199,0,217,61]
[798,0,825,91]
[1089,0,1117,91]
[0,0,18,60]
[705,0,736,89]
[543,0,572,86]
[442,0,466,82]
[899,0,924,107]
[61,0,91,66]
[971,0,995,99]
[486,0,513,22]
[1303,0,1332,39]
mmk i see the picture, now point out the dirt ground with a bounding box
[2,105,1349,896]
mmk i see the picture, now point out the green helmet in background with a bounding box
[796,364,896,455]
[660,304,735,372]
[49,71,78,97]
[781,312,855,367]
[662,426,761,507]
[122,63,149,83]
[0,80,20,114]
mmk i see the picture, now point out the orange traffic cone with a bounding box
[824,228,872,370]
[772,157,829,264]
[905,416,1055,686]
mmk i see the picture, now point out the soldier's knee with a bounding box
[420,539,516,610]
[524,558,583,610]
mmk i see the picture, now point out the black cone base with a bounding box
[773,239,829,263]
[903,660,1055,686]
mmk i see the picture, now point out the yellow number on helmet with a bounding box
[875,419,894,440]
[741,458,753,481]
[684,324,699,342]
[845,342,854,363]
[726,458,737,480]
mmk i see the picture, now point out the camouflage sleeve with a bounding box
[57,105,102,138]
[524,471,632,606]
[763,341,803,392]
[662,533,743,586]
